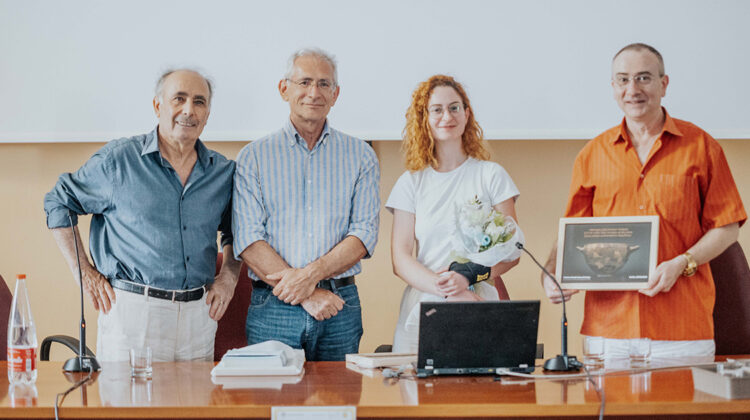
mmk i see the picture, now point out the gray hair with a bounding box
[154,68,214,103]
[284,48,338,86]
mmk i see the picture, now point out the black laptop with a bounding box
[416,300,540,377]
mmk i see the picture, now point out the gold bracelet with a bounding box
[682,252,698,277]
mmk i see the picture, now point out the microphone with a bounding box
[516,242,581,372]
[63,212,101,372]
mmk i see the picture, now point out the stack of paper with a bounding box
[693,365,750,399]
[211,340,305,377]
[211,374,304,389]
[345,352,417,369]
[222,350,288,368]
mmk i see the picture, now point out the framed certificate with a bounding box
[556,216,659,290]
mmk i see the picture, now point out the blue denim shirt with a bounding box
[44,127,234,290]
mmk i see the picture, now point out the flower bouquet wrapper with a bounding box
[453,220,524,267]
[451,195,525,267]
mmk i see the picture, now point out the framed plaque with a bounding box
[556,216,659,290]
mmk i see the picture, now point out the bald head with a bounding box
[613,43,665,76]
[155,69,213,104]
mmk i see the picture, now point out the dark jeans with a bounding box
[246,284,363,361]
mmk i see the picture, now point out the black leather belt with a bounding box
[110,279,205,302]
[252,276,355,292]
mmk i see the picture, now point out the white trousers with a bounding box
[96,288,217,362]
[587,336,715,359]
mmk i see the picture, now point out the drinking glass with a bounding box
[583,336,605,368]
[628,338,651,368]
[129,347,153,378]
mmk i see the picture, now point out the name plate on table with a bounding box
[272,406,355,419]
[556,216,659,290]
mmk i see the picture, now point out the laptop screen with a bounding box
[417,300,540,375]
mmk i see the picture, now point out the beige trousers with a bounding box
[96,287,217,362]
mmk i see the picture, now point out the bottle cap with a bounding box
[16,274,26,280]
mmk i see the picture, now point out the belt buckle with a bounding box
[327,278,338,293]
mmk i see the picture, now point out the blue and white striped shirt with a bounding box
[233,120,380,280]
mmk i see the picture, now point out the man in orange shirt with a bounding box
[542,43,746,357]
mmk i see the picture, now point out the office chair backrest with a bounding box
[214,253,252,361]
[0,275,10,361]
[711,242,750,355]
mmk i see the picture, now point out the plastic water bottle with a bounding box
[7,274,38,384]
[8,383,38,407]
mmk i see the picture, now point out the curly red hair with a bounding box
[402,75,489,171]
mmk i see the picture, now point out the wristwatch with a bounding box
[682,252,698,277]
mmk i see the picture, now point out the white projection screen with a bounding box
[1,0,748,143]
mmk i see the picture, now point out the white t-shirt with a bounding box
[386,157,520,270]
[386,157,520,352]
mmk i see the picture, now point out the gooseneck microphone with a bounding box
[516,242,581,372]
[64,212,101,372]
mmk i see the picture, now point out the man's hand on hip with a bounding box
[639,255,686,297]
[82,265,116,313]
[206,271,238,321]
[300,289,344,321]
[269,267,317,305]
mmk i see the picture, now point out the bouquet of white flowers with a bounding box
[451,195,524,267]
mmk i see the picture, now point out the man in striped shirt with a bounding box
[232,48,380,361]
[542,43,745,358]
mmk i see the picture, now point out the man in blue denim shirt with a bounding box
[233,48,380,361]
[44,69,240,362]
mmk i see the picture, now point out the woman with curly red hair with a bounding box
[385,75,522,352]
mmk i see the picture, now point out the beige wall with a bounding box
[1,139,748,361]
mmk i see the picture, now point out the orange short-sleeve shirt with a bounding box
[566,109,746,340]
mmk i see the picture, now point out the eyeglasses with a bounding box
[286,78,336,92]
[428,103,465,118]
[613,74,661,87]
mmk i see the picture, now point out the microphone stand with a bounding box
[516,242,581,372]
[64,213,101,372]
